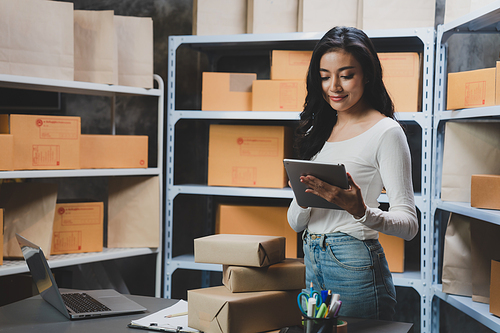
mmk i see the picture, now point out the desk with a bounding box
[0,294,413,333]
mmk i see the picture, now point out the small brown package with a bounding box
[194,234,285,267]
[223,258,305,293]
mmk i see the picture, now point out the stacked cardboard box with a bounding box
[190,234,304,333]
[201,72,257,111]
[378,233,405,273]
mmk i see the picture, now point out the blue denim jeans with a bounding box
[302,230,396,320]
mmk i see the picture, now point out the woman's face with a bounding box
[319,50,366,114]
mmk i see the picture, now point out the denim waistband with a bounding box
[302,229,379,250]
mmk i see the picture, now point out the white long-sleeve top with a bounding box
[287,117,418,241]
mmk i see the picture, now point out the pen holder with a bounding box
[302,316,347,333]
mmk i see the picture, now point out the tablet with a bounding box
[283,159,349,210]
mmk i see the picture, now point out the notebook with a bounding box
[16,233,147,319]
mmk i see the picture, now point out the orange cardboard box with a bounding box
[447,67,496,110]
[379,52,421,112]
[202,72,257,111]
[0,134,13,171]
[0,208,3,265]
[216,204,298,258]
[208,124,292,188]
[50,202,103,255]
[378,232,405,273]
[252,80,307,112]
[270,50,312,80]
[471,174,500,210]
[490,260,500,317]
[80,134,148,169]
[0,114,80,170]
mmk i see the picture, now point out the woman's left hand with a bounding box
[300,172,367,218]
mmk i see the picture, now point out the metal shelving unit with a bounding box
[431,2,500,332]
[166,28,434,332]
[0,74,164,297]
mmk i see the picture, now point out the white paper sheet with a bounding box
[129,300,199,332]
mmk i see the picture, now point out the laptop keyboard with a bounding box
[61,293,112,313]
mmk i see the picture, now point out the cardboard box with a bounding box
[362,0,435,30]
[270,50,312,81]
[216,204,298,258]
[0,134,13,171]
[80,134,148,169]
[50,202,103,255]
[379,52,421,112]
[298,0,358,32]
[0,114,80,170]
[208,124,291,188]
[490,260,500,316]
[252,80,307,112]
[188,286,302,333]
[247,0,298,34]
[223,258,305,292]
[447,67,496,110]
[378,233,405,273]
[194,234,285,267]
[202,72,257,111]
[193,0,247,35]
[471,174,500,210]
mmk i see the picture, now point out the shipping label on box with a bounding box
[378,233,405,273]
[0,134,13,171]
[447,67,496,110]
[80,134,148,169]
[471,174,500,210]
[223,258,305,293]
[51,202,103,255]
[252,80,307,112]
[193,0,247,35]
[216,204,298,258]
[188,286,302,333]
[202,72,257,111]
[490,260,500,317]
[194,234,285,267]
[270,50,312,80]
[208,124,291,188]
[378,52,421,112]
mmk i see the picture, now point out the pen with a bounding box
[165,311,188,318]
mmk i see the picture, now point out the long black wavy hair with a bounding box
[295,26,394,160]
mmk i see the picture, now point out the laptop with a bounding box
[16,233,147,319]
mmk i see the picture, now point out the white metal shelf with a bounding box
[0,168,162,179]
[433,200,500,226]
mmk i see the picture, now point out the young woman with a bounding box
[287,26,418,320]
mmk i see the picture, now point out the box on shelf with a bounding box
[193,0,247,35]
[0,114,81,170]
[252,80,307,112]
[188,286,302,333]
[298,0,358,32]
[194,234,286,267]
[362,0,435,30]
[270,50,312,81]
[202,72,257,111]
[208,124,291,188]
[444,0,497,24]
[378,233,404,273]
[490,260,500,317]
[471,174,500,210]
[247,0,298,34]
[216,204,298,258]
[223,258,305,293]
[80,134,148,169]
[378,52,421,112]
[0,134,13,171]
[447,66,497,110]
[50,202,103,255]
[108,176,159,248]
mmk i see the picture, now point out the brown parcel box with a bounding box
[490,260,500,317]
[0,114,80,170]
[202,72,257,111]
[378,233,405,273]
[194,234,285,267]
[208,124,291,188]
[379,52,421,112]
[252,80,307,112]
[223,258,305,293]
[270,50,312,81]
[216,204,298,258]
[50,202,103,255]
[471,174,500,210]
[188,286,302,333]
[447,67,496,110]
[0,134,13,171]
[80,134,148,169]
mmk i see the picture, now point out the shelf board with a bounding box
[169,184,294,198]
[0,74,162,97]
[434,200,500,226]
[0,247,158,277]
[435,105,500,121]
[0,168,161,179]
[433,284,500,331]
